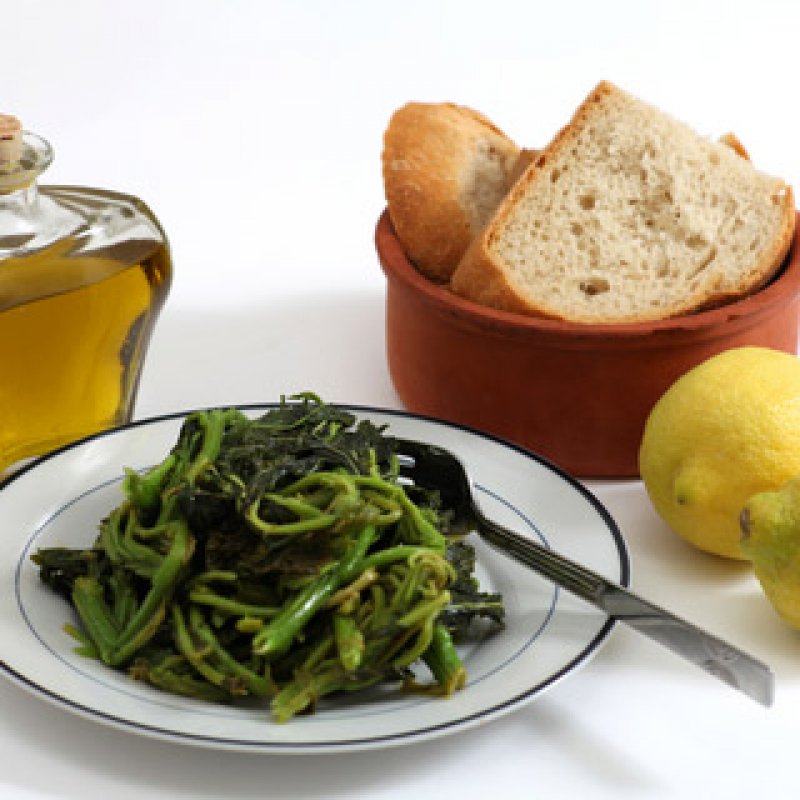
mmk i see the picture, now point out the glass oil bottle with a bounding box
[0,115,172,474]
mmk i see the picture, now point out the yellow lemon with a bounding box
[639,346,800,559]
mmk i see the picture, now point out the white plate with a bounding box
[0,405,629,753]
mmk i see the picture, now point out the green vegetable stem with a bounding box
[32,394,503,722]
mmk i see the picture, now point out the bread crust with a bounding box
[720,132,750,160]
[452,83,617,316]
[451,81,796,323]
[699,183,795,309]
[382,102,519,282]
[508,147,540,186]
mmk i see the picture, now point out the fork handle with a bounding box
[475,516,774,707]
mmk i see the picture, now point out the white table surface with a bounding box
[3,1,800,797]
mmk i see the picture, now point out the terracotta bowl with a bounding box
[376,210,800,478]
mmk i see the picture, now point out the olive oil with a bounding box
[0,118,172,473]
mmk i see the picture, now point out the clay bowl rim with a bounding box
[376,209,800,341]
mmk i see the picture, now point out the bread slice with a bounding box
[450,81,796,324]
[382,102,520,282]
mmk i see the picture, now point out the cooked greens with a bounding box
[32,393,503,722]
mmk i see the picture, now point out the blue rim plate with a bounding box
[0,405,629,753]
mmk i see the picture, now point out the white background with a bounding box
[2,1,800,797]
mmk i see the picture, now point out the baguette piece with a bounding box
[451,81,796,324]
[382,102,520,282]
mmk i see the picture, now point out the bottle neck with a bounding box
[1,179,40,207]
[0,180,44,247]
[0,127,52,194]
[0,127,53,250]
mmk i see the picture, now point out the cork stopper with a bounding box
[0,114,23,169]
[0,117,53,190]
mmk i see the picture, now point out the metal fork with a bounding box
[393,436,774,707]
